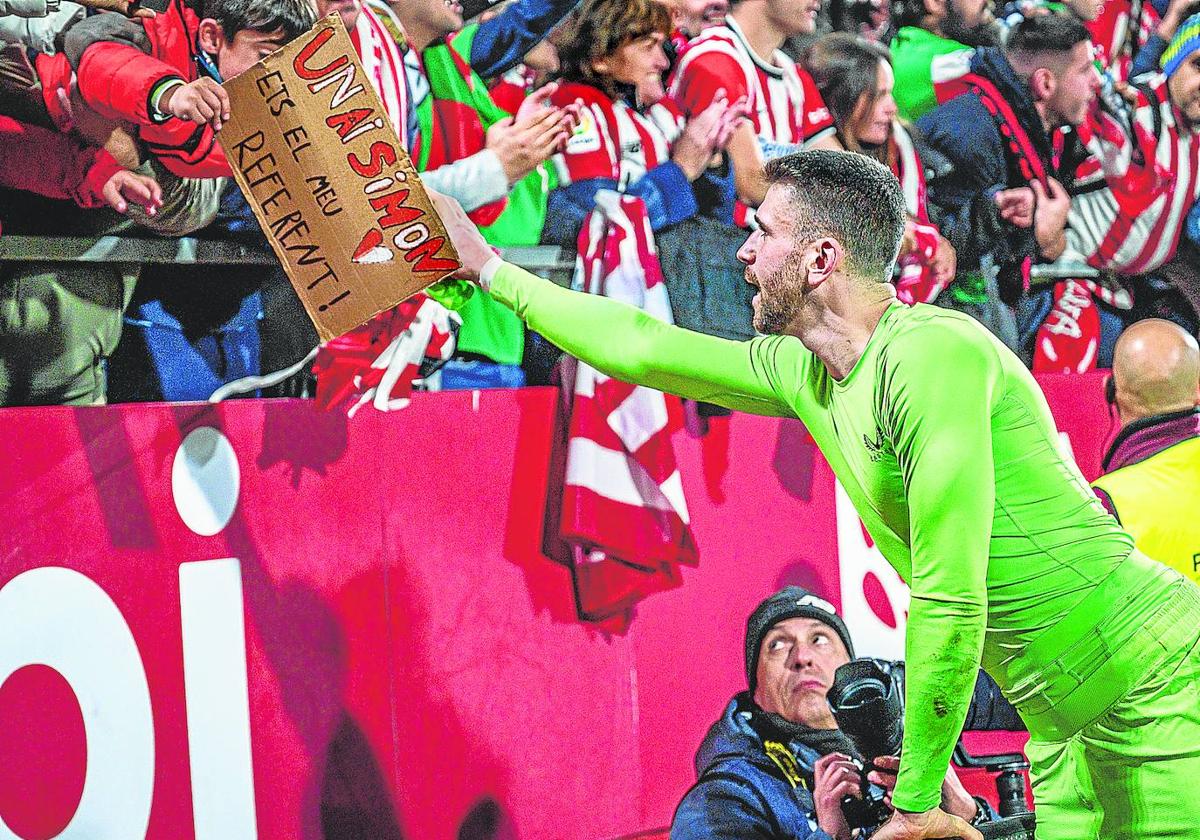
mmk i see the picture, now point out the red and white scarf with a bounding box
[1032,279,1132,374]
[313,295,459,414]
[558,193,698,625]
[353,2,410,142]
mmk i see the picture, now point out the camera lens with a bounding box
[829,660,906,761]
[836,677,888,709]
[996,769,1030,817]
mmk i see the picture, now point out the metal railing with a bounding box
[0,235,579,284]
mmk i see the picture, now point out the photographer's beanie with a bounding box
[745,586,856,694]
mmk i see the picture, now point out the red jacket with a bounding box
[55,1,231,178]
[0,115,124,235]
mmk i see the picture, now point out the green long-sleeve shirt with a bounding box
[489,261,1136,810]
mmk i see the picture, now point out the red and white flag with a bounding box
[558,193,698,625]
[354,3,411,142]
[313,296,458,415]
[1032,279,1132,374]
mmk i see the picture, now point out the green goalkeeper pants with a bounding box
[1022,573,1200,839]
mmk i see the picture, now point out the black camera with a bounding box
[827,658,907,830]
[828,658,1037,840]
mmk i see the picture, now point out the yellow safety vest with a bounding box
[1092,437,1200,585]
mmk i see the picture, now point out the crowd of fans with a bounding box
[0,0,1198,407]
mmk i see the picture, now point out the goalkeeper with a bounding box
[432,150,1200,840]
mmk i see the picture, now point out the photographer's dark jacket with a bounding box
[670,693,864,840]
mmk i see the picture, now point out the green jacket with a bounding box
[418,25,557,364]
[889,26,973,122]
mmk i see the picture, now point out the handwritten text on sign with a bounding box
[220,16,459,341]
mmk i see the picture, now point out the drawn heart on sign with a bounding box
[352,228,394,264]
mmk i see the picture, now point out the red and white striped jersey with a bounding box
[670,18,835,147]
[1088,0,1160,82]
[550,81,684,189]
[355,2,412,146]
[1068,74,1200,276]
[669,16,835,225]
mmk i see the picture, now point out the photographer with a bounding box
[671,587,993,839]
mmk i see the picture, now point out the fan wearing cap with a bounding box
[671,587,986,840]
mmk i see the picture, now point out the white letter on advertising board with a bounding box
[0,567,154,839]
[179,558,258,839]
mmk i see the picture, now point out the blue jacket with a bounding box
[1130,0,1174,78]
[467,0,579,79]
[917,48,1087,297]
[542,160,698,248]
[671,693,856,839]
[917,48,1041,277]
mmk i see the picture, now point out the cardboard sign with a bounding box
[220,15,460,341]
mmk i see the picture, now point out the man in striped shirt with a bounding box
[1067,11,1200,277]
[377,0,581,213]
[670,0,842,229]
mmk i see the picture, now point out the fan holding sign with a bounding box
[216,15,483,410]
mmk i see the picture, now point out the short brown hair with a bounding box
[763,150,907,281]
[554,0,672,99]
